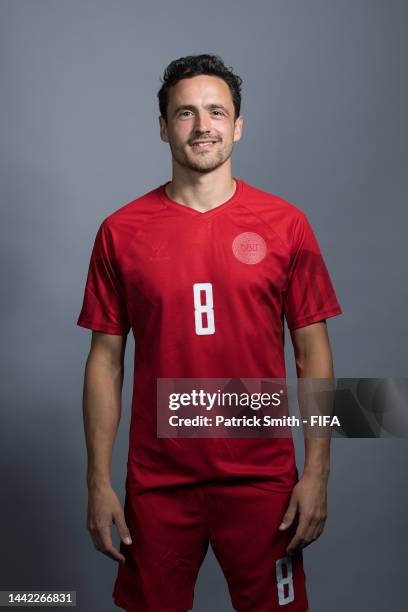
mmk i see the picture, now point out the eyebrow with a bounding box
[172,103,230,117]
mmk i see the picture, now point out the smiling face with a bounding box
[159,74,243,174]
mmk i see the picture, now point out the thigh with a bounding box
[113,484,209,612]
[204,482,308,612]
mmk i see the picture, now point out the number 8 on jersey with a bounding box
[193,282,215,335]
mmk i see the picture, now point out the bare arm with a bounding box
[279,320,335,554]
[83,331,126,488]
[81,331,132,563]
[292,320,334,479]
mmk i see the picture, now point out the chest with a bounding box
[119,217,289,323]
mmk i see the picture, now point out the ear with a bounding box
[159,116,169,143]
[233,115,244,143]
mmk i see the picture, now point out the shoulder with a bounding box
[240,179,309,250]
[102,184,164,232]
[90,184,165,255]
[242,180,307,220]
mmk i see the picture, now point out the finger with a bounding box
[113,511,132,545]
[301,524,319,549]
[101,545,126,564]
[311,518,326,541]
[286,518,310,555]
[304,528,323,548]
[302,519,319,544]
[88,524,105,552]
[278,498,298,530]
[286,533,306,555]
[302,517,326,548]
[98,526,126,564]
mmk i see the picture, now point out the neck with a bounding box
[165,165,236,212]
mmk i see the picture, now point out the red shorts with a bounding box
[112,480,308,611]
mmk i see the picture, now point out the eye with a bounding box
[180,110,193,117]
[212,110,224,116]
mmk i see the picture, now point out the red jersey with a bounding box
[77,178,342,494]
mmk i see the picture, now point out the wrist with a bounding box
[87,471,112,490]
[303,465,330,481]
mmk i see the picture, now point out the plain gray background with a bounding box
[1,0,407,610]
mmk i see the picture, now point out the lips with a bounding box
[190,140,218,149]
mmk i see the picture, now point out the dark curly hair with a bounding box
[158,53,243,123]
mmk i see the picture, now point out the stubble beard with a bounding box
[170,139,234,173]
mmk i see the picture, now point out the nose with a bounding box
[193,110,212,134]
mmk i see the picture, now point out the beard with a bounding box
[169,139,234,173]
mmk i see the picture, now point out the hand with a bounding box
[87,483,132,563]
[278,473,328,555]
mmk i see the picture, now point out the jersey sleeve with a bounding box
[283,212,343,331]
[76,219,131,335]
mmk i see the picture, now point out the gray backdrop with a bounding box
[1,0,407,610]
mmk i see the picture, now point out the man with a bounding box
[77,54,342,611]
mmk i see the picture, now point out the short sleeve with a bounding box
[76,220,131,335]
[283,212,343,331]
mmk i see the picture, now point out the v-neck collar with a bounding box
[157,177,244,219]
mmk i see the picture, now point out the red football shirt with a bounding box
[77,178,342,494]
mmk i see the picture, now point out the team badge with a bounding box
[232,232,266,264]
